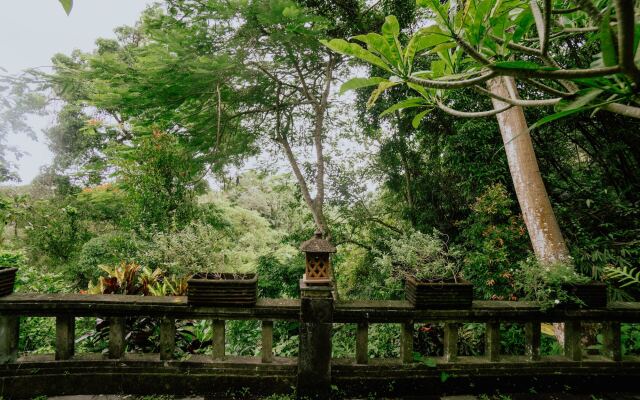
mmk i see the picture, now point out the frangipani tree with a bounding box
[325,0,640,123]
[323,0,640,265]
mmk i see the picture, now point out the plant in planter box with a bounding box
[514,258,607,310]
[0,250,23,296]
[375,230,471,309]
[186,269,258,307]
[140,222,259,306]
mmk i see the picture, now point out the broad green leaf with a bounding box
[430,59,447,78]
[380,97,426,116]
[412,108,431,128]
[512,9,533,42]
[469,0,493,46]
[417,0,450,26]
[353,33,402,68]
[381,15,400,38]
[530,97,616,130]
[599,7,617,67]
[59,0,73,15]
[366,81,399,108]
[339,77,388,94]
[407,82,431,98]
[529,107,592,131]
[557,89,603,111]
[572,77,626,94]
[404,26,451,67]
[321,39,393,73]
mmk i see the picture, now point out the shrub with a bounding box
[513,258,590,310]
[70,231,145,287]
[374,229,460,283]
[460,183,531,300]
[0,249,25,269]
[75,184,129,225]
[256,254,302,299]
[139,221,237,276]
[24,201,91,263]
[140,207,283,277]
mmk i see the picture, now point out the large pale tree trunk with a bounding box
[487,76,570,264]
[489,76,570,345]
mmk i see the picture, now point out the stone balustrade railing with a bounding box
[1,288,640,399]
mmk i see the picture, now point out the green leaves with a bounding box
[381,15,400,37]
[605,265,640,288]
[412,108,431,128]
[320,39,393,73]
[404,26,451,68]
[58,0,73,15]
[352,33,402,69]
[529,89,605,130]
[366,81,399,108]
[339,77,389,94]
[379,97,427,116]
[559,89,604,111]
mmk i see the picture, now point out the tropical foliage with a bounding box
[2,0,640,374]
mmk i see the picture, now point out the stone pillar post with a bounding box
[297,280,334,400]
[0,315,19,364]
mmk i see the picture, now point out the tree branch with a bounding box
[602,102,640,119]
[436,99,512,117]
[277,130,322,230]
[408,71,497,89]
[491,65,622,79]
[613,0,640,86]
[290,50,319,108]
[473,85,561,106]
[524,78,575,97]
[529,0,550,54]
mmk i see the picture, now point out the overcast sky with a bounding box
[1,0,152,184]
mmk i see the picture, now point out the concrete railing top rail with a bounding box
[1,293,640,321]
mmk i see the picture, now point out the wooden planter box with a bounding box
[0,267,18,297]
[187,273,257,307]
[405,275,473,309]
[562,281,607,308]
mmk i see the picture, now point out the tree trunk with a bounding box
[488,76,570,264]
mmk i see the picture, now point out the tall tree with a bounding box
[323,0,640,265]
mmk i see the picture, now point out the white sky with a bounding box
[1,0,153,184]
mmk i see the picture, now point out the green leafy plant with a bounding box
[374,229,461,283]
[0,250,25,269]
[460,184,530,300]
[605,265,640,288]
[70,231,144,288]
[513,258,590,310]
[140,221,241,278]
[324,2,640,126]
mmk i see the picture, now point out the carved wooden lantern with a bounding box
[300,230,336,285]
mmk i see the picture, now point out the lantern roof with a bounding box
[300,230,336,253]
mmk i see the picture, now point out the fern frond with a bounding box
[605,265,640,288]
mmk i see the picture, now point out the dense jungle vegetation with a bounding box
[1,0,640,365]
